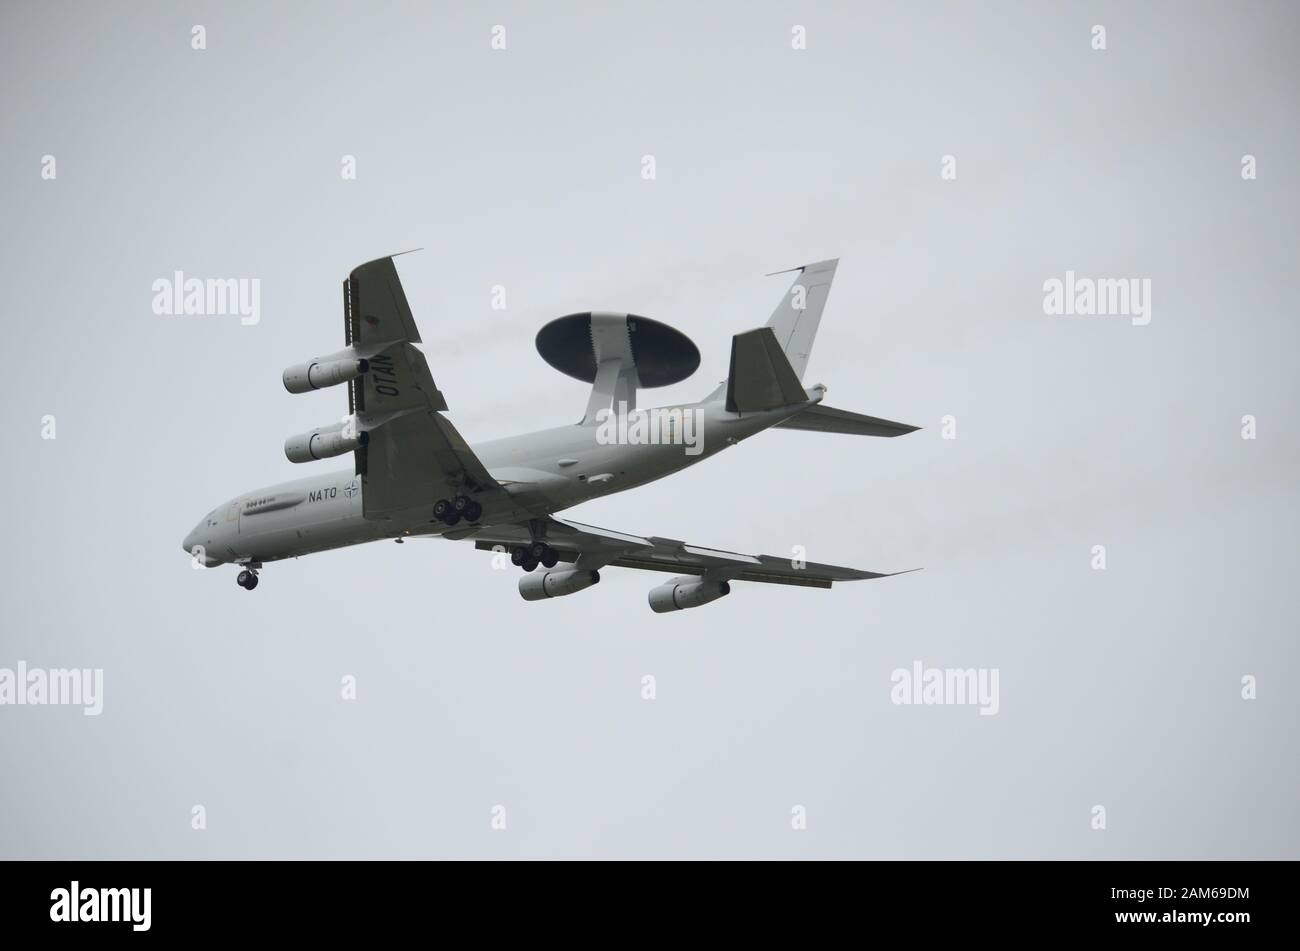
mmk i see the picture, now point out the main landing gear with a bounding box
[433,495,482,526]
[236,567,260,591]
[510,541,558,572]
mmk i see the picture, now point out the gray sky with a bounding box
[1,0,1297,858]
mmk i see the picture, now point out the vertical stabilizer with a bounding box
[765,258,838,381]
[702,258,839,404]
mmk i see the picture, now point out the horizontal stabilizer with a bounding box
[774,404,919,437]
[726,327,808,413]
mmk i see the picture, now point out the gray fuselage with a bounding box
[182,395,813,567]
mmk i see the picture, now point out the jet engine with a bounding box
[283,355,369,394]
[284,419,368,463]
[519,568,601,601]
[647,576,731,613]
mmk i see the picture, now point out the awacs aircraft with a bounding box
[181,256,918,611]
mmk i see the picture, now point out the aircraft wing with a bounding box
[461,517,911,588]
[343,256,517,521]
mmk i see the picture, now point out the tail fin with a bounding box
[703,258,839,403]
[775,404,919,437]
[725,328,809,412]
[765,258,838,380]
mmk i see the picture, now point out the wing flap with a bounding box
[336,255,515,521]
[362,409,508,518]
[457,516,912,586]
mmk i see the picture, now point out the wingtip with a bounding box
[883,420,923,436]
[765,257,840,277]
[351,249,425,276]
[848,566,923,581]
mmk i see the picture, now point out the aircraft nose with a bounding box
[181,531,196,554]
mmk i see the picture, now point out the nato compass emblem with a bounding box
[343,478,360,499]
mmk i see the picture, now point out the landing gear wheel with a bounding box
[236,570,259,591]
[540,548,558,569]
[529,541,548,560]
[433,499,452,521]
[521,557,539,572]
[510,546,527,567]
[463,500,482,522]
[453,495,470,514]
[443,512,461,527]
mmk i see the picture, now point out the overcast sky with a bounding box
[1,0,1296,858]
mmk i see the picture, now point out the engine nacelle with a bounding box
[647,576,731,613]
[283,356,369,394]
[519,568,600,601]
[284,419,368,463]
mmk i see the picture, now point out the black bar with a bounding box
[0,860,1277,939]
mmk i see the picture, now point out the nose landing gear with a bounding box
[236,565,261,590]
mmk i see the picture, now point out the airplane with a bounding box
[181,255,919,612]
